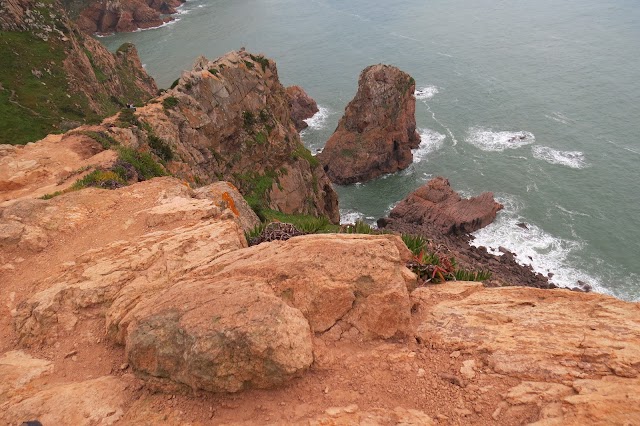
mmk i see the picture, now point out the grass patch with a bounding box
[162,96,179,110]
[249,54,270,72]
[292,143,320,167]
[401,234,428,256]
[342,220,375,234]
[208,68,219,76]
[242,60,255,69]
[116,108,139,128]
[71,169,126,190]
[254,131,267,145]
[170,79,180,89]
[117,147,167,180]
[454,269,492,282]
[148,134,173,161]
[80,130,119,149]
[242,111,255,129]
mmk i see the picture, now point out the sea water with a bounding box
[101,0,640,301]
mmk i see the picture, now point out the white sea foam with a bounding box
[412,128,446,163]
[340,209,365,224]
[471,194,610,295]
[532,146,588,169]
[415,86,439,100]
[133,17,181,32]
[303,106,330,130]
[465,128,534,152]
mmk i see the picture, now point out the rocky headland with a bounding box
[0,30,639,425]
[318,64,421,184]
[0,0,158,145]
[74,0,185,34]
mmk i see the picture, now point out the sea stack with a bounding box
[318,64,420,184]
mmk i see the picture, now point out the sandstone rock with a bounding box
[308,406,435,425]
[193,181,261,232]
[189,233,415,337]
[113,234,414,392]
[413,283,640,382]
[0,376,129,426]
[125,277,314,393]
[318,64,420,184]
[386,176,503,235]
[0,351,53,402]
[286,85,319,131]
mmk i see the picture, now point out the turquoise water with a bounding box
[101,0,640,301]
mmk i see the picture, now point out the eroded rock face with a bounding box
[318,64,420,184]
[93,50,338,221]
[75,0,184,34]
[383,176,503,235]
[286,85,319,131]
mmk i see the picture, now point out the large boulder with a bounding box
[318,64,420,184]
[286,85,319,131]
[383,176,503,235]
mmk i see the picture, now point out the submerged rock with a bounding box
[318,64,420,184]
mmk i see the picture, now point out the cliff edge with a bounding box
[0,0,157,145]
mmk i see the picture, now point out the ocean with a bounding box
[100,0,640,301]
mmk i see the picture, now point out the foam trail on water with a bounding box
[532,146,588,169]
[415,86,458,146]
[412,128,446,162]
[471,194,611,296]
[303,106,330,130]
[390,32,420,42]
[466,128,534,151]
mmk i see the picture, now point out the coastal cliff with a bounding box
[0,47,639,425]
[0,0,157,145]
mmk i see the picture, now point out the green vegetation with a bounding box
[83,48,108,83]
[401,234,428,256]
[0,31,98,144]
[292,143,320,167]
[454,269,492,282]
[234,169,279,217]
[170,79,180,89]
[80,130,119,150]
[242,60,255,69]
[116,108,139,128]
[71,169,126,190]
[249,54,270,72]
[148,134,173,162]
[117,147,167,180]
[162,96,179,110]
[208,68,219,76]
[254,131,267,145]
[242,110,256,129]
[342,220,375,234]
[340,148,355,158]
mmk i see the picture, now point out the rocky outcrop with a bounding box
[378,176,551,289]
[382,176,503,236]
[1,163,639,423]
[0,0,157,145]
[318,64,420,184]
[411,282,640,424]
[71,50,338,221]
[76,0,184,34]
[286,85,319,131]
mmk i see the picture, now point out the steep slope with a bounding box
[0,0,157,145]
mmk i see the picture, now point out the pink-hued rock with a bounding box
[388,176,503,235]
[286,85,319,131]
[318,64,420,184]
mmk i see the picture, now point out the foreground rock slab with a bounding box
[318,64,420,184]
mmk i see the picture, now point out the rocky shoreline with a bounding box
[76,0,186,34]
